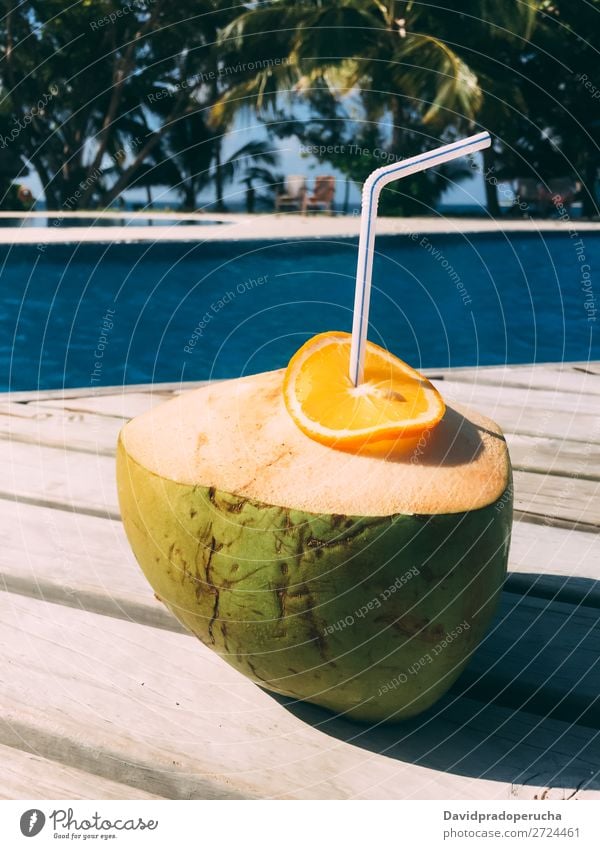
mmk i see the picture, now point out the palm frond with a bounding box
[210,63,301,126]
[396,33,482,123]
[475,0,542,40]
[228,138,278,168]
[217,137,279,186]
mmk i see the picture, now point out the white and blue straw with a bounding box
[349,131,492,386]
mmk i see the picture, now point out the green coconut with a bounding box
[116,369,512,722]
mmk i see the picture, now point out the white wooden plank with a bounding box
[0,744,162,799]
[437,378,600,415]
[37,391,175,420]
[3,380,204,404]
[432,365,600,396]
[0,592,598,800]
[0,499,182,632]
[513,470,600,529]
[0,440,119,519]
[511,519,600,578]
[0,402,121,455]
[433,379,600,443]
[426,360,600,377]
[506,432,600,480]
[573,363,600,376]
[508,519,600,605]
[474,405,596,444]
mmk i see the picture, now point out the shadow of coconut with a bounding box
[348,404,487,467]
[270,573,600,795]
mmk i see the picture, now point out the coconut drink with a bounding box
[117,133,512,722]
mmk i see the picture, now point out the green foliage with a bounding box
[0,0,254,208]
[481,0,600,214]
[272,97,470,215]
[0,0,596,215]
[216,0,551,213]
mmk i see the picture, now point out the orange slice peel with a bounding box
[283,331,445,451]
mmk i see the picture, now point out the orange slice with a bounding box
[283,331,445,450]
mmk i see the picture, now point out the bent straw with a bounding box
[349,130,492,386]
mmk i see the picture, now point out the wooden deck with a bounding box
[1,361,599,800]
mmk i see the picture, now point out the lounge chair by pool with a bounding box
[275,174,307,213]
[306,175,335,214]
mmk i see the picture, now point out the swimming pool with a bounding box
[2,231,598,392]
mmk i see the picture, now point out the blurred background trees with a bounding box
[0,0,597,215]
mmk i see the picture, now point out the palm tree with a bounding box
[164,112,278,211]
[216,1,539,132]
[473,0,600,218]
[241,165,281,212]
[162,113,215,211]
[211,138,279,211]
[214,1,542,213]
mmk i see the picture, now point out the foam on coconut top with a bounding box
[120,369,510,517]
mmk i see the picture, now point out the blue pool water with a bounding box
[1,232,598,391]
